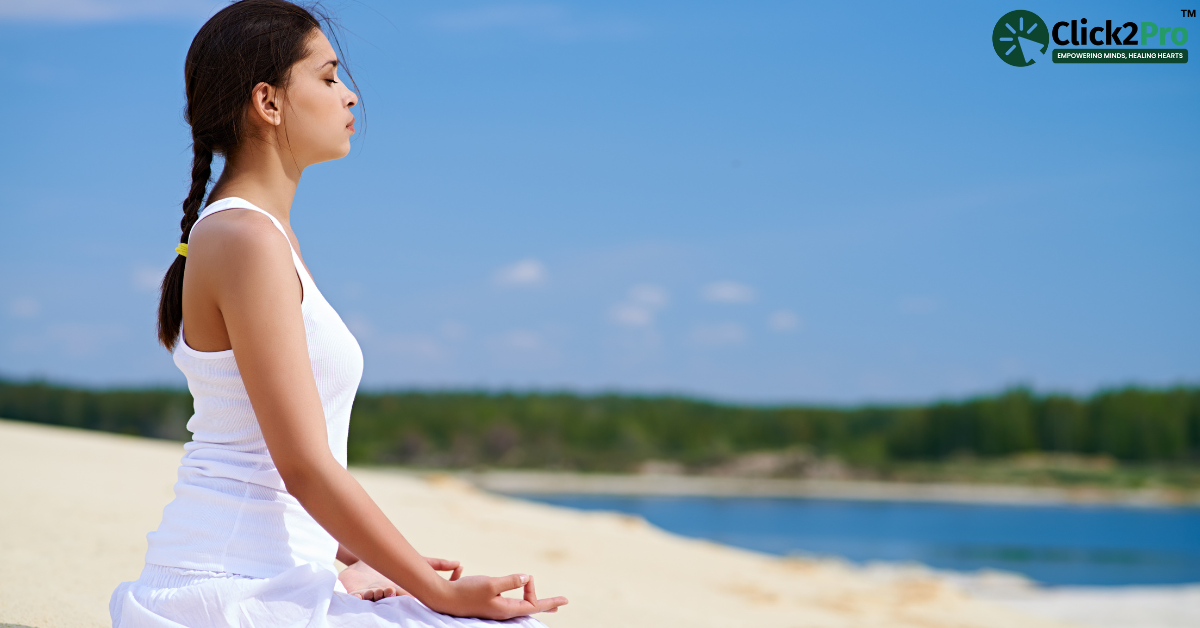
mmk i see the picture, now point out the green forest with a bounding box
[2,379,1198,478]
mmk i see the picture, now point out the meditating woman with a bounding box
[109,1,567,625]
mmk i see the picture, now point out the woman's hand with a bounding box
[340,558,568,620]
[340,557,463,602]
[429,573,568,620]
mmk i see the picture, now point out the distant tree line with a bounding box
[2,378,1197,471]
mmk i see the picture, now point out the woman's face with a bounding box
[278,31,357,166]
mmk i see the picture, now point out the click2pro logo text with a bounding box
[993,9,1191,67]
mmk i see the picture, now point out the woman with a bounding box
[109,1,568,625]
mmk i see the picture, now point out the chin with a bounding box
[319,143,352,162]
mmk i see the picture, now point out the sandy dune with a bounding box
[0,419,1184,628]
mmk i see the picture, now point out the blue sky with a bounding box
[0,0,1197,403]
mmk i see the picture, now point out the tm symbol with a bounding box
[1183,9,1197,17]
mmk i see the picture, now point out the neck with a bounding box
[208,139,303,226]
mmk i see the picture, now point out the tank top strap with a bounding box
[193,197,314,287]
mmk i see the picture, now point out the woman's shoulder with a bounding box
[191,208,288,254]
[187,208,295,280]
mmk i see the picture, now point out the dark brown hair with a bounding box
[157,0,358,350]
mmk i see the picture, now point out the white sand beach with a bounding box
[0,419,1195,628]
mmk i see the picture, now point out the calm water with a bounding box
[517,495,1200,586]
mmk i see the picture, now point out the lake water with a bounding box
[517,495,1200,586]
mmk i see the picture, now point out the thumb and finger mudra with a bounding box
[490,574,568,617]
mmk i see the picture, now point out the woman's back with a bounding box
[144,197,364,578]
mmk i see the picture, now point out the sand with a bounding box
[961,580,1200,628]
[0,419,1191,628]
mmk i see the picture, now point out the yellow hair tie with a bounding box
[175,243,188,257]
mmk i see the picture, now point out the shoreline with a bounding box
[445,469,1200,507]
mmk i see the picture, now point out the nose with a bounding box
[345,88,357,109]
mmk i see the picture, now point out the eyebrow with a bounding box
[318,59,339,70]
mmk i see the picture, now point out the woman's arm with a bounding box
[190,211,565,618]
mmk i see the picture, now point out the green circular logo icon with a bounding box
[993,10,1049,67]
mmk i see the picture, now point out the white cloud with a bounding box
[132,265,163,292]
[0,0,221,21]
[610,303,653,327]
[493,258,547,288]
[629,284,668,308]
[427,3,640,40]
[689,322,746,347]
[898,295,939,314]
[701,280,756,304]
[609,284,669,328]
[8,296,39,319]
[343,315,374,340]
[768,310,801,332]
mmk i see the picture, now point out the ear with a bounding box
[249,82,282,127]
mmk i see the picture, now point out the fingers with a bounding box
[491,594,569,620]
[523,575,538,605]
[536,595,569,613]
[425,557,461,572]
[426,556,464,581]
[478,574,567,619]
[522,576,570,613]
[492,573,530,595]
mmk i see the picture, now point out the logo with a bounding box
[993,10,1050,66]
[993,10,1190,66]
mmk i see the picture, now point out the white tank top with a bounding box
[145,197,364,578]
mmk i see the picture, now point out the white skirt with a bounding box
[111,563,549,628]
